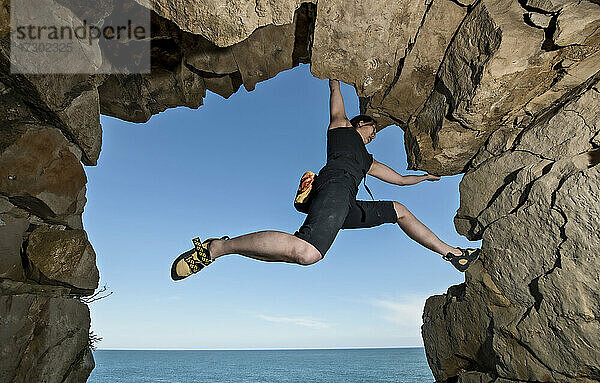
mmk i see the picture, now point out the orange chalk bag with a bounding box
[293,171,316,213]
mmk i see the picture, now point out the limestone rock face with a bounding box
[386,0,598,175]
[25,74,103,166]
[0,289,94,383]
[368,0,466,125]
[423,79,600,382]
[1,0,600,382]
[0,7,103,166]
[311,0,431,96]
[0,127,87,224]
[99,4,315,122]
[140,0,312,47]
[0,0,8,38]
[27,227,100,292]
[1,18,98,378]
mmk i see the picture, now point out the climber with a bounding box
[170,79,480,281]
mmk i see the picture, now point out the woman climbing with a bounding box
[170,79,479,281]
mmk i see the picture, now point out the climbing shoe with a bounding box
[443,248,480,272]
[170,236,229,281]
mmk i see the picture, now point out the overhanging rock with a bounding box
[0,0,599,381]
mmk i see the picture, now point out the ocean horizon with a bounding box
[89,347,434,382]
[95,346,424,351]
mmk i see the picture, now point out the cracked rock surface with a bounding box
[0,286,94,383]
[424,79,600,382]
[1,0,599,381]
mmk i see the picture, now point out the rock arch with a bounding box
[1,0,599,381]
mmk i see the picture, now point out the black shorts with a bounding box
[293,171,398,257]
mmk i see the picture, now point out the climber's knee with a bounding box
[392,201,409,221]
[290,240,323,266]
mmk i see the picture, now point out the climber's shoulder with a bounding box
[328,118,352,130]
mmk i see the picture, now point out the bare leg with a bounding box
[207,230,322,265]
[393,202,462,257]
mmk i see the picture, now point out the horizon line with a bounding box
[96,346,425,351]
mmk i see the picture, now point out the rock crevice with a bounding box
[1,0,599,381]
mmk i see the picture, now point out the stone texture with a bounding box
[1,0,600,382]
[7,0,104,74]
[423,81,600,382]
[99,64,207,123]
[456,372,495,383]
[27,75,103,166]
[528,12,551,29]
[0,0,8,38]
[99,4,314,122]
[554,1,600,47]
[26,75,102,166]
[311,0,430,96]
[0,293,94,383]
[227,19,296,92]
[54,0,115,26]
[406,0,548,174]
[523,0,567,12]
[0,37,103,165]
[422,262,513,382]
[26,227,99,291]
[0,127,87,224]
[366,0,466,126]
[455,82,600,240]
[0,197,28,281]
[137,0,311,47]
[398,0,600,175]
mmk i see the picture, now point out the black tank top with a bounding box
[318,126,373,192]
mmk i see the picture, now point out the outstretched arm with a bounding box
[328,79,352,130]
[367,158,440,186]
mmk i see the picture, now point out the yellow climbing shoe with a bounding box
[170,236,229,281]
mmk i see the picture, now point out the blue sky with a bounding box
[83,64,479,350]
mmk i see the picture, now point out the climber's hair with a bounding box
[350,114,376,129]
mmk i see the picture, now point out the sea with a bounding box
[89,348,434,383]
